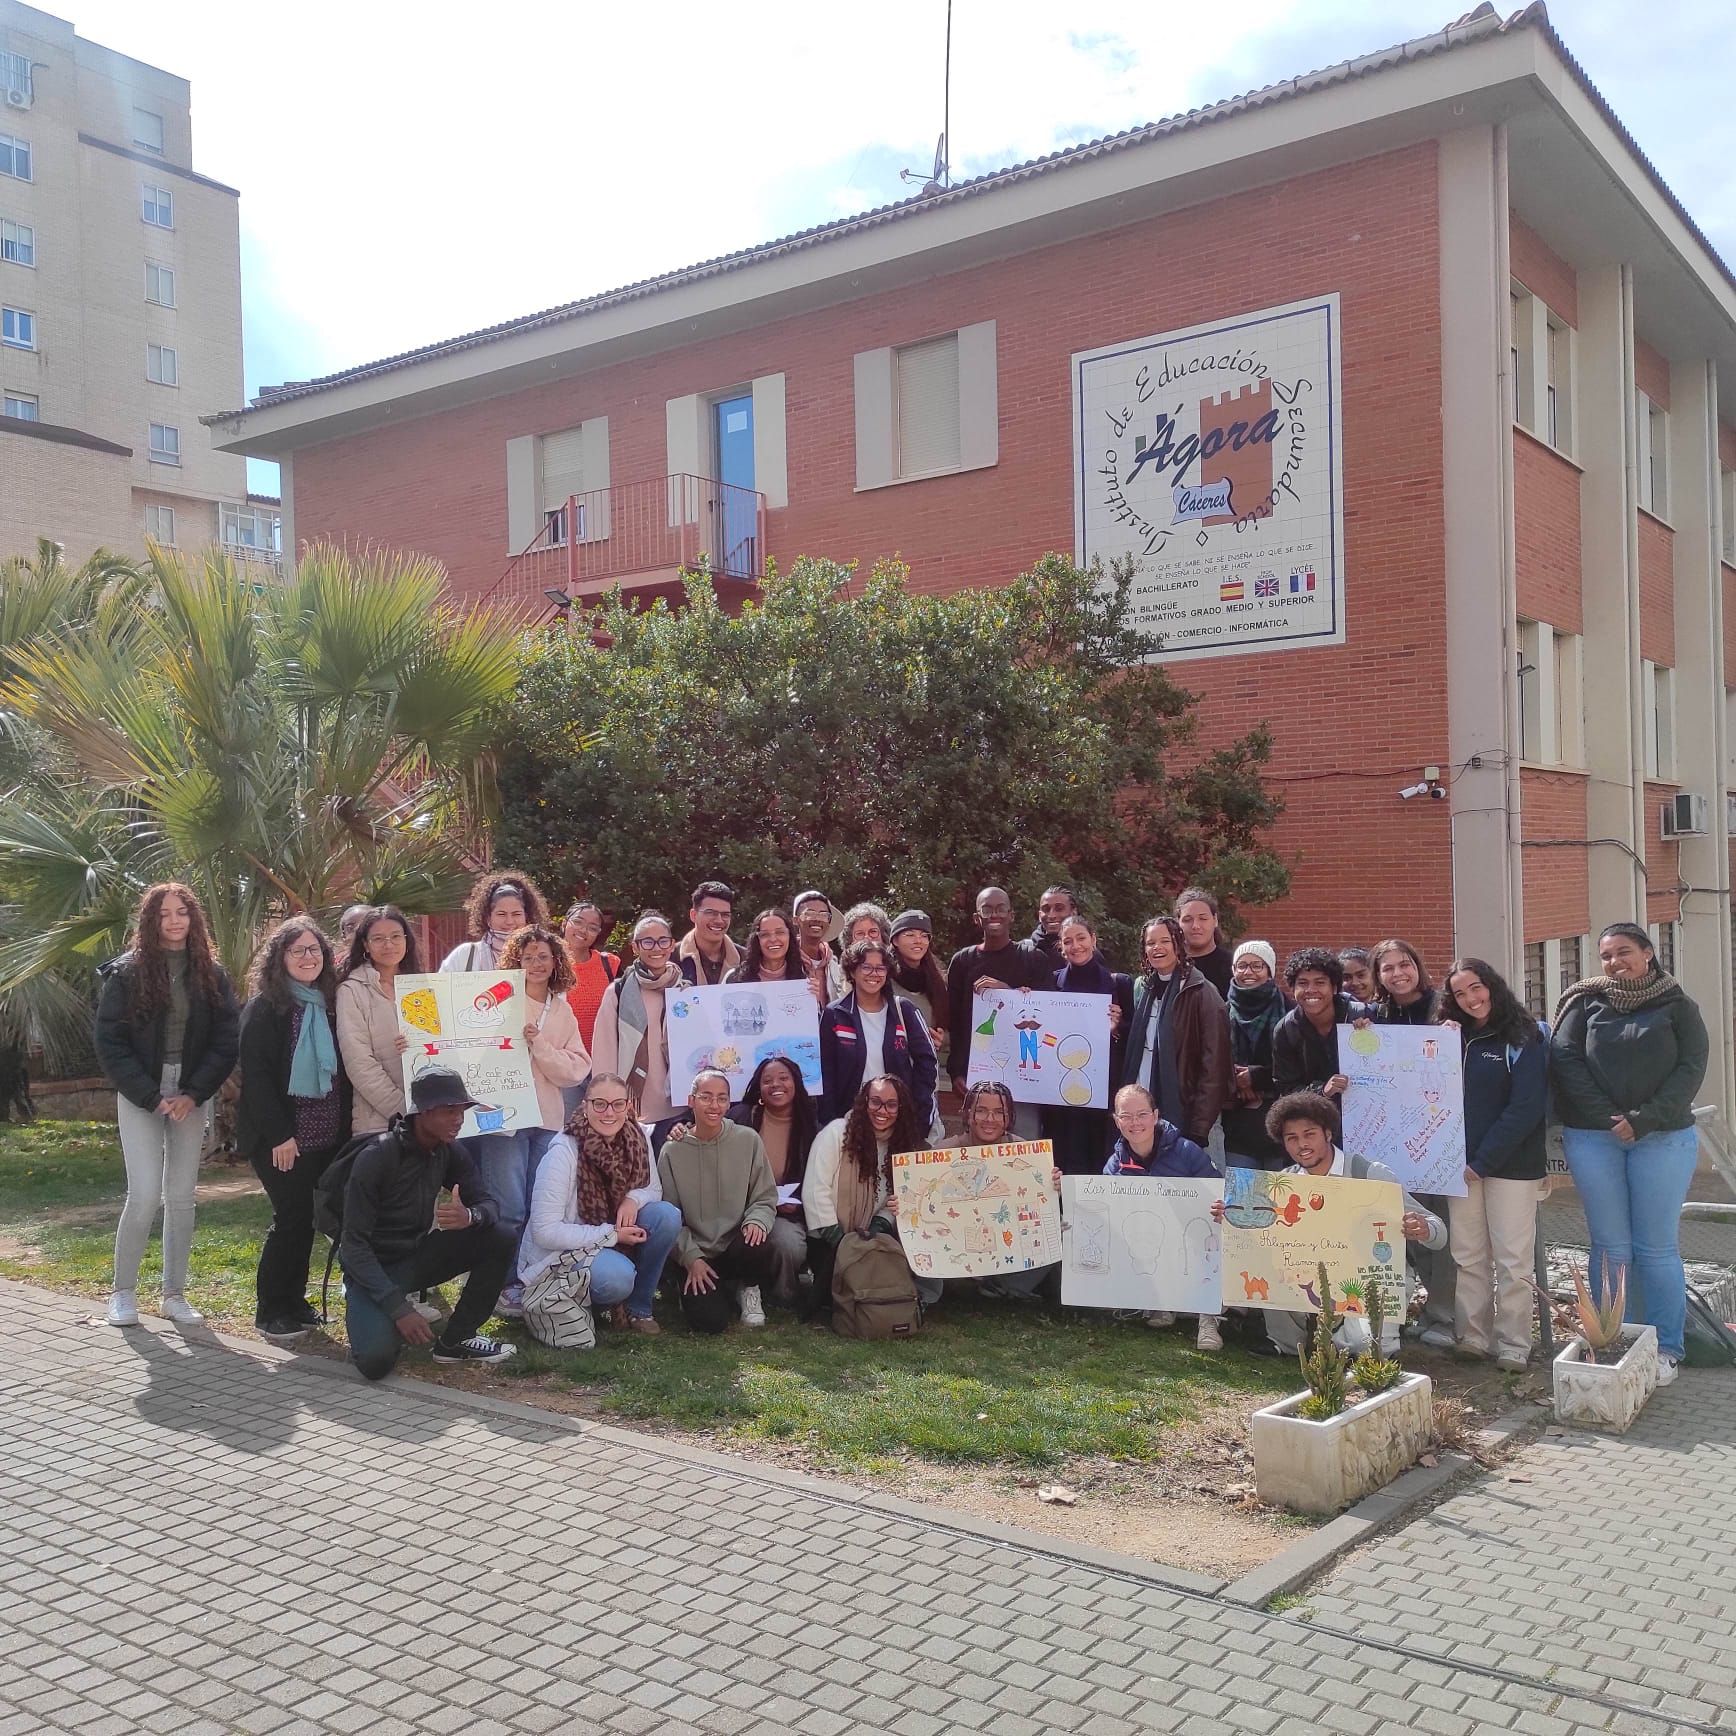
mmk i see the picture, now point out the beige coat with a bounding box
[336,965,406,1135]
[591,970,676,1122]
[524,989,591,1130]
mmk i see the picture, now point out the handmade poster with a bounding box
[965,989,1112,1108]
[1339,1023,1468,1197]
[891,1139,1061,1280]
[666,981,822,1106]
[1218,1169,1405,1319]
[395,970,540,1142]
[1060,1174,1221,1314]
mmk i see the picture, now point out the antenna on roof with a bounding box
[900,0,953,195]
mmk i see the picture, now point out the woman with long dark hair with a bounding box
[1118,913,1230,1147]
[820,939,937,1128]
[560,900,620,1055]
[1552,922,1709,1385]
[236,917,350,1341]
[739,1055,818,1303]
[1046,914,1133,1174]
[888,909,950,1070]
[94,881,239,1329]
[728,907,823,1007]
[336,905,418,1136]
[1437,957,1547,1369]
[438,870,550,972]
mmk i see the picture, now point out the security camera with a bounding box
[1399,782,1428,800]
[1428,783,1447,800]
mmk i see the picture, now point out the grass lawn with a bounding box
[0,1118,1296,1476]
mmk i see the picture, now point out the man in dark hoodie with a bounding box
[947,887,1056,1135]
[336,1067,518,1381]
[1029,886,1078,962]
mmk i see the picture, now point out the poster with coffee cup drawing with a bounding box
[891,1140,1061,1280]
[667,982,822,1106]
[1218,1169,1405,1319]
[1060,1175,1221,1314]
[1339,1022,1468,1197]
[395,970,541,1141]
[965,989,1112,1108]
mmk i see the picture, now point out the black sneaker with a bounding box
[291,1299,324,1327]
[430,1334,517,1366]
[256,1316,310,1344]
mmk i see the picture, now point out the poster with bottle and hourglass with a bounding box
[965,989,1112,1108]
[1338,1022,1468,1197]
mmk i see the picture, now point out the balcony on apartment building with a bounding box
[482,473,766,619]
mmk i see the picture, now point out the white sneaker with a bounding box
[106,1291,139,1328]
[1144,1310,1176,1329]
[1196,1315,1223,1351]
[160,1295,204,1328]
[1657,1355,1679,1387]
[738,1285,766,1327]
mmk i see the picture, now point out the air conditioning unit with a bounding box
[4,89,30,110]
[1661,791,1709,837]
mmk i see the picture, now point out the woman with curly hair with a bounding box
[938,1080,1060,1300]
[235,917,350,1341]
[1271,945,1371,1099]
[94,881,240,1329]
[438,870,550,972]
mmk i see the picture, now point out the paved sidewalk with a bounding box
[1308,1366,1736,1733]
[0,1280,1703,1736]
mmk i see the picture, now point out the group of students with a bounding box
[91,870,1710,1385]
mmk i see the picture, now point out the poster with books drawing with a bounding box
[395,970,540,1142]
[1059,1175,1222,1313]
[891,1140,1060,1280]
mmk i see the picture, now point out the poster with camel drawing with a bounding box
[1339,1022,1468,1197]
[965,989,1112,1108]
[666,982,823,1106]
[1059,1175,1221,1314]
[891,1140,1061,1280]
[1217,1169,1406,1319]
[395,970,540,1142]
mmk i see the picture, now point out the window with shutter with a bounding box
[895,334,961,479]
[539,427,587,541]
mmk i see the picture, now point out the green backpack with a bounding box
[831,1231,921,1340]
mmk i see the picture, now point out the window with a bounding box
[1642,660,1675,780]
[141,184,173,228]
[1,218,31,266]
[1546,315,1572,454]
[1637,391,1669,517]
[1516,619,1583,766]
[0,132,28,182]
[1650,921,1678,976]
[133,108,164,153]
[1558,935,1583,999]
[146,342,177,386]
[1510,287,1532,431]
[1510,285,1573,456]
[144,503,176,545]
[1,304,33,348]
[2,389,36,421]
[538,425,587,544]
[148,421,179,464]
[145,261,174,307]
[1721,467,1735,567]
[1522,941,1547,1020]
[1,52,30,102]
[894,333,962,479]
[220,502,281,554]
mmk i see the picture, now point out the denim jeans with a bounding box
[470,1126,557,1238]
[1563,1123,1698,1360]
[585,1199,681,1318]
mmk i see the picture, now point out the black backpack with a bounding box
[313,1128,396,1317]
[1683,1285,1736,1367]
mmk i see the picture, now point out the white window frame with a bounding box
[1511,286,1537,434]
[1,304,33,349]
[2,389,37,421]
[133,108,164,154]
[1545,314,1573,456]
[1642,659,1676,780]
[141,184,173,229]
[1516,619,1582,768]
[146,342,177,387]
[0,217,31,267]
[147,421,180,465]
[1,52,30,102]
[220,501,281,554]
[143,503,176,546]
[894,332,962,481]
[1637,391,1670,518]
[0,132,29,183]
[1720,467,1735,567]
[1648,920,1679,976]
[145,261,175,307]
[854,321,998,492]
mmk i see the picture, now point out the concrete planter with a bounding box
[1552,1324,1657,1433]
[1251,1372,1434,1516]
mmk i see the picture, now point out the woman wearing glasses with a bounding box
[520,1072,682,1341]
[590,911,685,1122]
[235,918,350,1342]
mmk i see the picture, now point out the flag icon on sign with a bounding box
[1254,573,1279,598]
[1289,569,1316,593]
[1220,577,1244,601]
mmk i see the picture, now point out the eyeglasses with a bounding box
[867,1099,900,1114]
[636,936,673,949]
[588,1098,631,1113]
[286,944,324,961]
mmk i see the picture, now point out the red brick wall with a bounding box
[1519,769,1589,941]
[1638,513,1675,667]
[292,143,1453,960]
[1642,781,1681,927]
[1514,430,1582,632]
[1509,215,1577,325]
[1635,338,1671,410]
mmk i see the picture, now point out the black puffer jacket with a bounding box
[94,951,240,1111]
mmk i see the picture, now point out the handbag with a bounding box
[522,1249,598,1350]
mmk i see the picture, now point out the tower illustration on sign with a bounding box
[1195,380,1275,527]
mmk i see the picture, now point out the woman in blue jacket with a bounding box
[1437,957,1547,1370]
[820,939,937,1130]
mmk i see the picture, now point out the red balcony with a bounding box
[479,473,765,619]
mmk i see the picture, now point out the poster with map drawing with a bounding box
[1339,1022,1468,1197]
[395,970,540,1142]
[891,1140,1061,1280]
[965,989,1113,1108]
[1060,1175,1222,1314]
[666,982,822,1106]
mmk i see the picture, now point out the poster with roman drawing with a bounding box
[1218,1169,1405,1319]
[891,1140,1061,1280]
[965,989,1112,1108]
[1339,1022,1468,1197]
[1060,1175,1221,1314]
[666,981,822,1106]
[395,970,540,1142]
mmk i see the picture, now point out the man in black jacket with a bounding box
[338,1068,518,1380]
[946,887,1056,1136]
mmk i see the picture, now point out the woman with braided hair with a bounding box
[937,1080,1061,1301]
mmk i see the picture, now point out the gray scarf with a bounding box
[613,960,682,1099]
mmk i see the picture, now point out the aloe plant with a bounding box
[1570,1257,1629,1364]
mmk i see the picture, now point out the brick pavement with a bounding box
[0,1278,1710,1735]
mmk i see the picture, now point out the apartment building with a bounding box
[0,0,276,568]
[207,5,1736,1113]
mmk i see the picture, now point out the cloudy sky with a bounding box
[58,0,1736,492]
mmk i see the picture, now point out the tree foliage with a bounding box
[497,553,1288,962]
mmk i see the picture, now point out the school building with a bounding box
[206,4,1736,1115]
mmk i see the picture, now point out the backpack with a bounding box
[1683,1285,1736,1367]
[831,1231,921,1339]
[313,1128,396,1318]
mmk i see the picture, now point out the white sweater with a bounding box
[519,1133,662,1285]
[803,1117,892,1234]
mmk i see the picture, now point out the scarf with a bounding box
[613,960,683,1098]
[835,1132,891,1235]
[1228,979,1286,1066]
[1554,965,1682,1024]
[576,1117,652,1226]
[287,980,338,1099]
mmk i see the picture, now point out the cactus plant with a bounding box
[1297,1261,1349,1420]
[1352,1352,1403,1394]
